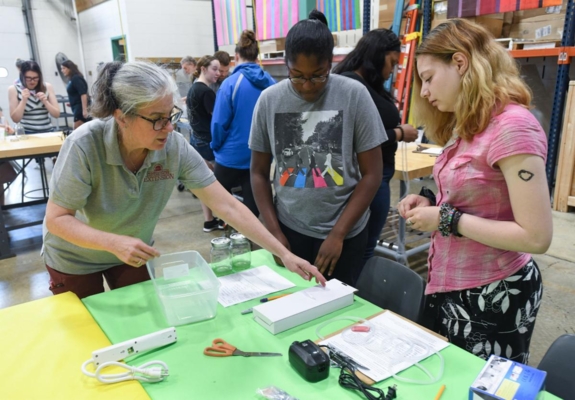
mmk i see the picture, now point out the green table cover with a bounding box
[83,250,557,400]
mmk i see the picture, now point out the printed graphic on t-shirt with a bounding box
[144,164,175,182]
[274,110,343,188]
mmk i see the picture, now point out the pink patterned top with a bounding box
[426,104,547,295]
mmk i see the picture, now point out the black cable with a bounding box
[322,345,398,400]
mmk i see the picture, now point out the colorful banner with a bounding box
[255,0,300,40]
[447,0,563,18]
[315,0,361,32]
[214,0,249,46]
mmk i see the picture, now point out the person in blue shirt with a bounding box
[211,30,275,217]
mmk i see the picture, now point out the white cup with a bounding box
[0,127,5,140]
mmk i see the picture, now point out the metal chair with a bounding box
[537,334,575,400]
[356,256,426,324]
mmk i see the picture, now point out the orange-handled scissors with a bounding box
[203,338,282,357]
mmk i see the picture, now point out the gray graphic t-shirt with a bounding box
[249,74,386,239]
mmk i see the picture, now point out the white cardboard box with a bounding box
[253,279,356,335]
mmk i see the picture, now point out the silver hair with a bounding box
[180,56,196,66]
[90,61,179,119]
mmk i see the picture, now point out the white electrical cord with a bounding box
[81,359,169,384]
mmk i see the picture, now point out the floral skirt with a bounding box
[423,259,543,364]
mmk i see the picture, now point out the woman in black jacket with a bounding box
[61,60,91,129]
[333,29,419,265]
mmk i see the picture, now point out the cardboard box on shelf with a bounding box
[510,17,564,41]
[513,0,567,22]
[259,38,285,54]
[434,1,448,21]
[378,0,396,28]
[464,16,505,38]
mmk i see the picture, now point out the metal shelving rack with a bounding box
[382,0,575,193]
[545,0,575,190]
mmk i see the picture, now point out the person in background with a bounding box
[176,56,196,100]
[0,106,16,206]
[14,58,24,86]
[0,106,14,131]
[186,56,223,232]
[210,51,231,92]
[61,60,91,129]
[8,60,60,134]
[333,29,419,266]
[250,10,386,286]
[211,30,275,217]
[42,60,325,299]
[398,19,552,363]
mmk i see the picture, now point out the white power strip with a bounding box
[92,327,177,366]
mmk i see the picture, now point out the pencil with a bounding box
[434,384,445,400]
[260,294,290,302]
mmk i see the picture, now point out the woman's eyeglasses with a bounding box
[287,74,329,85]
[24,76,40,82]
[134,106,183,131]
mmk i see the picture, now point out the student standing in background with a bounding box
[210,51,231,92]
[333,29,419,266]
[8,60,60,134]
[176,56,196,100]
[61,60,91,129]
[186,56,224,232]
[211,30,275,217]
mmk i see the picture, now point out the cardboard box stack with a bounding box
[509,0,567,41]
[429,0,567,42]
[431,1,511,38]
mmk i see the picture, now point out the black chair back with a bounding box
[538,334,575,400]
[356,256,426,324]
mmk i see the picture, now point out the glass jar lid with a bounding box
[211,237,231,248]
[230,233,248,243]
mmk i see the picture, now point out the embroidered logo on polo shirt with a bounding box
[144,164,174,182]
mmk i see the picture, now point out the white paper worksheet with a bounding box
[217,265,296,307]
[320,312,450,382]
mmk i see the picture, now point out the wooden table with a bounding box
[376,143,441,264]
[0,132,64,259]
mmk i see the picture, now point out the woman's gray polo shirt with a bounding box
[43,118,215,274]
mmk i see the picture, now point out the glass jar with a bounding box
[210,237,232,274]
[230,233,251,271]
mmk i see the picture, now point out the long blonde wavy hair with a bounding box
[413,19,532,146]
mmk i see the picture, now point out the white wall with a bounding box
[0,2,31,121]
[123,0,215,61]
[30,0,82,97]
[77,1,124,88]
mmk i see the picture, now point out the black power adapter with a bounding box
[288,340,330,382]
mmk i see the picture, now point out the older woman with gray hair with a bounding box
[43,61,325,299]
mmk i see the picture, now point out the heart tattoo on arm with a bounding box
[518,169,534,181]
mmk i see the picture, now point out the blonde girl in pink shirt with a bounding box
[398,19,552,363]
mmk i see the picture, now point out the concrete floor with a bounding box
[1,158,574,368]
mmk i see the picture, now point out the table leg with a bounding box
[397,180,408,265]
[38,158,50,198]
[0,208,15,259]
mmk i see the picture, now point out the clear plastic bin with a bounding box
[146,251,221,326]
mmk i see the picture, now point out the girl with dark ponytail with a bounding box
[250,11,387,286]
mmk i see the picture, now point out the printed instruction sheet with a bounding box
[320,312,450,382]
[217,265,296,307]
